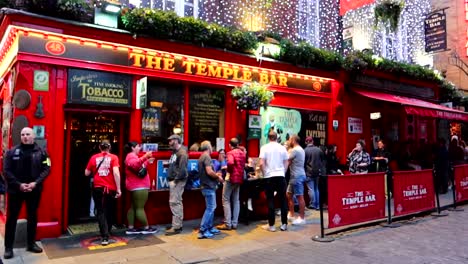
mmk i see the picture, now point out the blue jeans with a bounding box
[306,177,319,209]
[200,188,216,232]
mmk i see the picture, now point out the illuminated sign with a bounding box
[16,28,332,93]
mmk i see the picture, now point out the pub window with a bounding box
[144,81,184,151]
[189,87,225,149]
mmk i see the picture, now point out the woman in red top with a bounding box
[124,142,157,234]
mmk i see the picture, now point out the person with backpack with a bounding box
[85,140,121,246]
[217,138,246,230]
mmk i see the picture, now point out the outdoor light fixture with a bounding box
[173,124,182,134]
[102,1,122,14]
[370,112,381,120]
[94,1,121,28]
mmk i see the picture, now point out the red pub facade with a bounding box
[0,10,466,239]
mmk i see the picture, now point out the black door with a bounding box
[66,113,127,224]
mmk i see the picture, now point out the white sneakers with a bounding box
[262,224,277,232]
[287,213,295,221]
[292,218,306,225]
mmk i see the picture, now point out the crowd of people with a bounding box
[5,124,465,259]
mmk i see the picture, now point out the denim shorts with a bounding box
[287,175,306,195]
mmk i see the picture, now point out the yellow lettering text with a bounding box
[163,58,175,71]
[196,63,208,76]
[208,65,222,78]
[182,61,196,74]
[130,53,146,67]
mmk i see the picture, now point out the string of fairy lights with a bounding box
[109,0,432,66]
[343,0,431,65]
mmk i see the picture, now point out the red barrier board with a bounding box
[454,165,468,202]
[328,173,385,228]
[393,170,435,216]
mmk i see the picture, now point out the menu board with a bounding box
[189,88,225,146]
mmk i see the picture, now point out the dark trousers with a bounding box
[264,176,287,226]
[5,190,42,249]
[92,187,116,239]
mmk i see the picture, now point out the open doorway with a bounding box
[64,112,128,232]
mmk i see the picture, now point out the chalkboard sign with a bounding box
[67,69,132,107]
[189,87,225,146]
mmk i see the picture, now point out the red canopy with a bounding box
[354,89,468,122]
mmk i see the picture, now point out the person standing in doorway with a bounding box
[124,142,157,234]
[198,140,223,239]
[166,134,188,235]
[287,135,307,225]
[259,131,289,232]
[217,138,246,230]
[85,140,121,246]
[3,127,51,259]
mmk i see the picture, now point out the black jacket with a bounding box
[167,146,188,181]
[3,143,50,193]
[304,144,326,178]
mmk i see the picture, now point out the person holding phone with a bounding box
[85,140,121,246]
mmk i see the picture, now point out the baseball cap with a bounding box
[305,136,313,143]
[168,134,181,142]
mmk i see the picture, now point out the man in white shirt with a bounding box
[259,131,289,232]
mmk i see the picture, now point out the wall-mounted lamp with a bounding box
[94,1,122,28]
[102,1,122,14]
[173,123,182,134]
[370,112,381,120]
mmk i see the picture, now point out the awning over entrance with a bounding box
[354,89,468,122]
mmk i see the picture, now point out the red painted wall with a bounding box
[10,62,66,238]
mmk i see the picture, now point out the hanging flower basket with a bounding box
[374,0,404,32]
[231,82,275,110]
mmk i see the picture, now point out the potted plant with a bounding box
[374,0,404,32]
[231,82,275,110]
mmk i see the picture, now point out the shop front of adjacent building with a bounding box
[0,11,342,238]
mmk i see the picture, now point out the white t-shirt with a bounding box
[259,141,288,178]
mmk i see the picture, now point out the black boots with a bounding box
[27,242,43,253]
[4,248,13,259]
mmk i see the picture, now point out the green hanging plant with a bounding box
[374,0,404,32]
[231,82,275,110]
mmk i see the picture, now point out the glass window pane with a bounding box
[154,0,163,9]
[185,0,193,4]
[184,5,194,17]
[166,1,175,11]
[144,81,184,150]
[189,87,225,149]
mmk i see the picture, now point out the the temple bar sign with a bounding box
[18,31,331,93]
[67,69,132,107]
[129,52,331,93]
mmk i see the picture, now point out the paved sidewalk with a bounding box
[224,205,468,264]
[0,192,462,264]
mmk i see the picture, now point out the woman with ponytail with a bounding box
[124,141,157,234]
